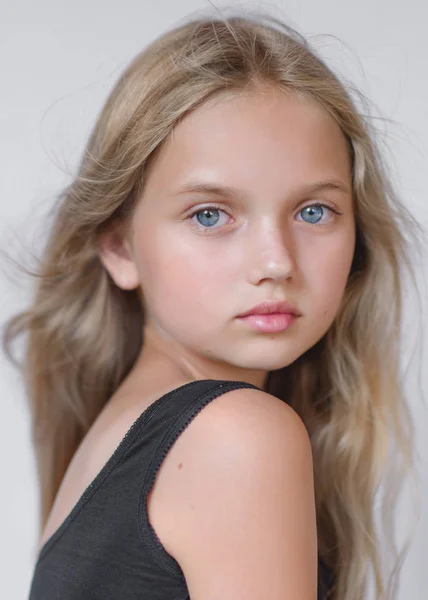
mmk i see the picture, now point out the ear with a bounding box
[97,220,140,291]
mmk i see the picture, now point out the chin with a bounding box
[236,353,299,372]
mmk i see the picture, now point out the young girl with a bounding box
[3,9,425,600]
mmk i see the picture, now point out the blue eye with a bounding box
[188,202,341,232]
[189,207,230,231]
[297,203,338,224]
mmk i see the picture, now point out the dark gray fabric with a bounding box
[28,379,335,599]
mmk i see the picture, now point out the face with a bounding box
[100,88,356,387]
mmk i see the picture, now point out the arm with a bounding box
[162,387,318,600]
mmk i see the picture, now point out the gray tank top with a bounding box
[28,379,335,599]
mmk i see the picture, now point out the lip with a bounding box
[237,300,302,318]
[237,313,297,333]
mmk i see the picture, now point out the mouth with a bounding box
[236,312,299,333]
[237,299,301,318]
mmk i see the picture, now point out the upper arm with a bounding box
[161,388,318,600]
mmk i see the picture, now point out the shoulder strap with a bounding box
[138,379,261,578]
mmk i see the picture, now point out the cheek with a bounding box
[134,229,235,327]
[301,230,355,318]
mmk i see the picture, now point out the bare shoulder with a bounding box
[193,386,313,462]
[155,386,317,600]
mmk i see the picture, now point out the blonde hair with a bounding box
[2,8,426,599]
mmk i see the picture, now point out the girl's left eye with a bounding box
[187,203,341,232]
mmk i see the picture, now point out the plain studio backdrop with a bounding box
[0,1,427,598]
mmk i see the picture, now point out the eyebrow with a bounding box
[173,179,351,198]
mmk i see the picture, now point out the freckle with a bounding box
[178,462,183,470]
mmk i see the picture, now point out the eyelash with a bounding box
[187,202,342,232]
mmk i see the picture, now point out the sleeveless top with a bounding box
[28,379,335,599]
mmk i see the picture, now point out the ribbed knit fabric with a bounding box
[28,379,335,599]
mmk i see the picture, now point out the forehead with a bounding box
[144,89,352,196]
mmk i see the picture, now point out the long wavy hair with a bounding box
[2,8,426,600]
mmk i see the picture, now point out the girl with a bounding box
[3,9,425,600]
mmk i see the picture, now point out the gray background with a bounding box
[1,1,427,598]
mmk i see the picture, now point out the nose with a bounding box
[246,222,296,285]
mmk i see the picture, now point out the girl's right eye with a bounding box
[187,206,231,232]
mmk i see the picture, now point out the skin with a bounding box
[99,87,356,391]
[38,87,356,555]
